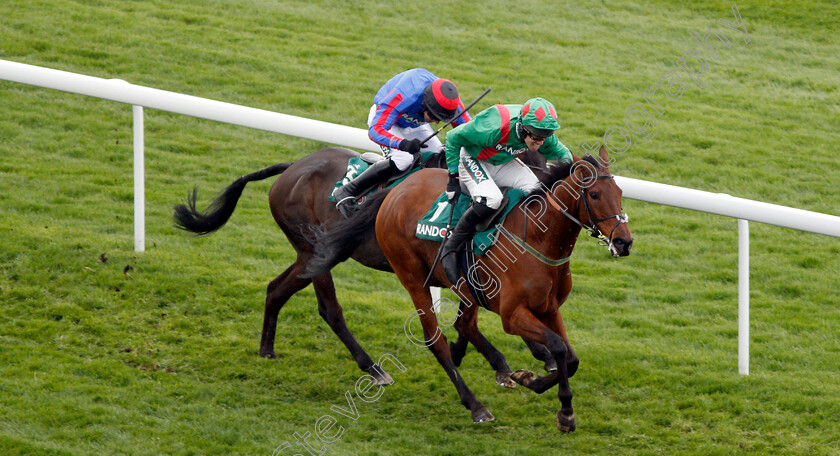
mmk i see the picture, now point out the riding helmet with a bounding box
[422,79,460,122]
[520,97,559,138]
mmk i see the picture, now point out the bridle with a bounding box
[546,173,629,257]
[497,169,629,266]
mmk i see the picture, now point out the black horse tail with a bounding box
[173,162,292,235]
[304,189,391,277]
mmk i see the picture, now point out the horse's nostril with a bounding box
[614,238,625,247]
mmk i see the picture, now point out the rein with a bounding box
[502,171,628,265]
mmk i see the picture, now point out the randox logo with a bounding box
[416,223,449,239]
[401,112,425,126]
[494,143,527,156]
[467,158,488,183]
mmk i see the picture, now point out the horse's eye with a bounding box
[590,191,600,200]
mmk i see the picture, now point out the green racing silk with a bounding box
[444,104,571,174]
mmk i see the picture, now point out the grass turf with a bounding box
[1,1,839,455]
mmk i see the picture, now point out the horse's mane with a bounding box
[533,154,603,196]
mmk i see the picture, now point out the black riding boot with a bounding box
[440,200,495,284]
[332,159,401,218]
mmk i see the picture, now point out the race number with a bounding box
[428,201,449,223]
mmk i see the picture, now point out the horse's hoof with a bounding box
[544,359,558,372]
[496,371,516,389]
[511,369,536,387]
[472,407,495,423]
[556,410,576,433]
[259,351,277,359]
[368,364,394,386]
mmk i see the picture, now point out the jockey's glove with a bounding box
[446,173,461,203]
[399,138,422,154]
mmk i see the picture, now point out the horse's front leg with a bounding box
[504,306,576,433]
[551,273,579,377]
[550,309,579,378]
[544,309,577,433]
[260,260,312,358]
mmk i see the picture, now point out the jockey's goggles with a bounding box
[523,125,553,141]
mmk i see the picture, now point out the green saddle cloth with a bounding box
[329,152,438,202]
[415,189,527,256]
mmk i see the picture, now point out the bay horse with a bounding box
[173,146,554,385]
[307,146,632,431]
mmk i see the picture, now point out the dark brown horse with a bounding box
[175,147,399,384]
[173,146,553,385]
[307,146,632,431]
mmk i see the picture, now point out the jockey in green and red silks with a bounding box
[332,68,471,218]
[440,98,573,284]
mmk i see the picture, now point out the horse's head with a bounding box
[569,146,633,257]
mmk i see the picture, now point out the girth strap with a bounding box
[461,247,492,311]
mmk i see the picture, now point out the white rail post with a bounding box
[133,105,145,252]
[738,219,749,375]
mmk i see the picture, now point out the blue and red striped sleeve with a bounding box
[368,90,406,149]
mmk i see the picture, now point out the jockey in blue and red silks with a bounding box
[332,68,472,217]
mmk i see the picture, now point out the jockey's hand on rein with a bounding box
[399,138,422,154]
[446,173,461,203]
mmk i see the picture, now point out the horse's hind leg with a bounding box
[407,287,493,423]
[259,261,311,358]
[452,301,515,388]
[449,332,470,367]
[523,338,559,373]
[310,273,391,386]
[447,300,478,367]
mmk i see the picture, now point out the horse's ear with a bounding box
[599,145,609,166]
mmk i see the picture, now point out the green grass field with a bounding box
[1,1,839,455]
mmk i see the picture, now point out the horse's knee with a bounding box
[266,278,280,295]
[566,356,579,378]
[263,291,287,317]
[544,333,568,360]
